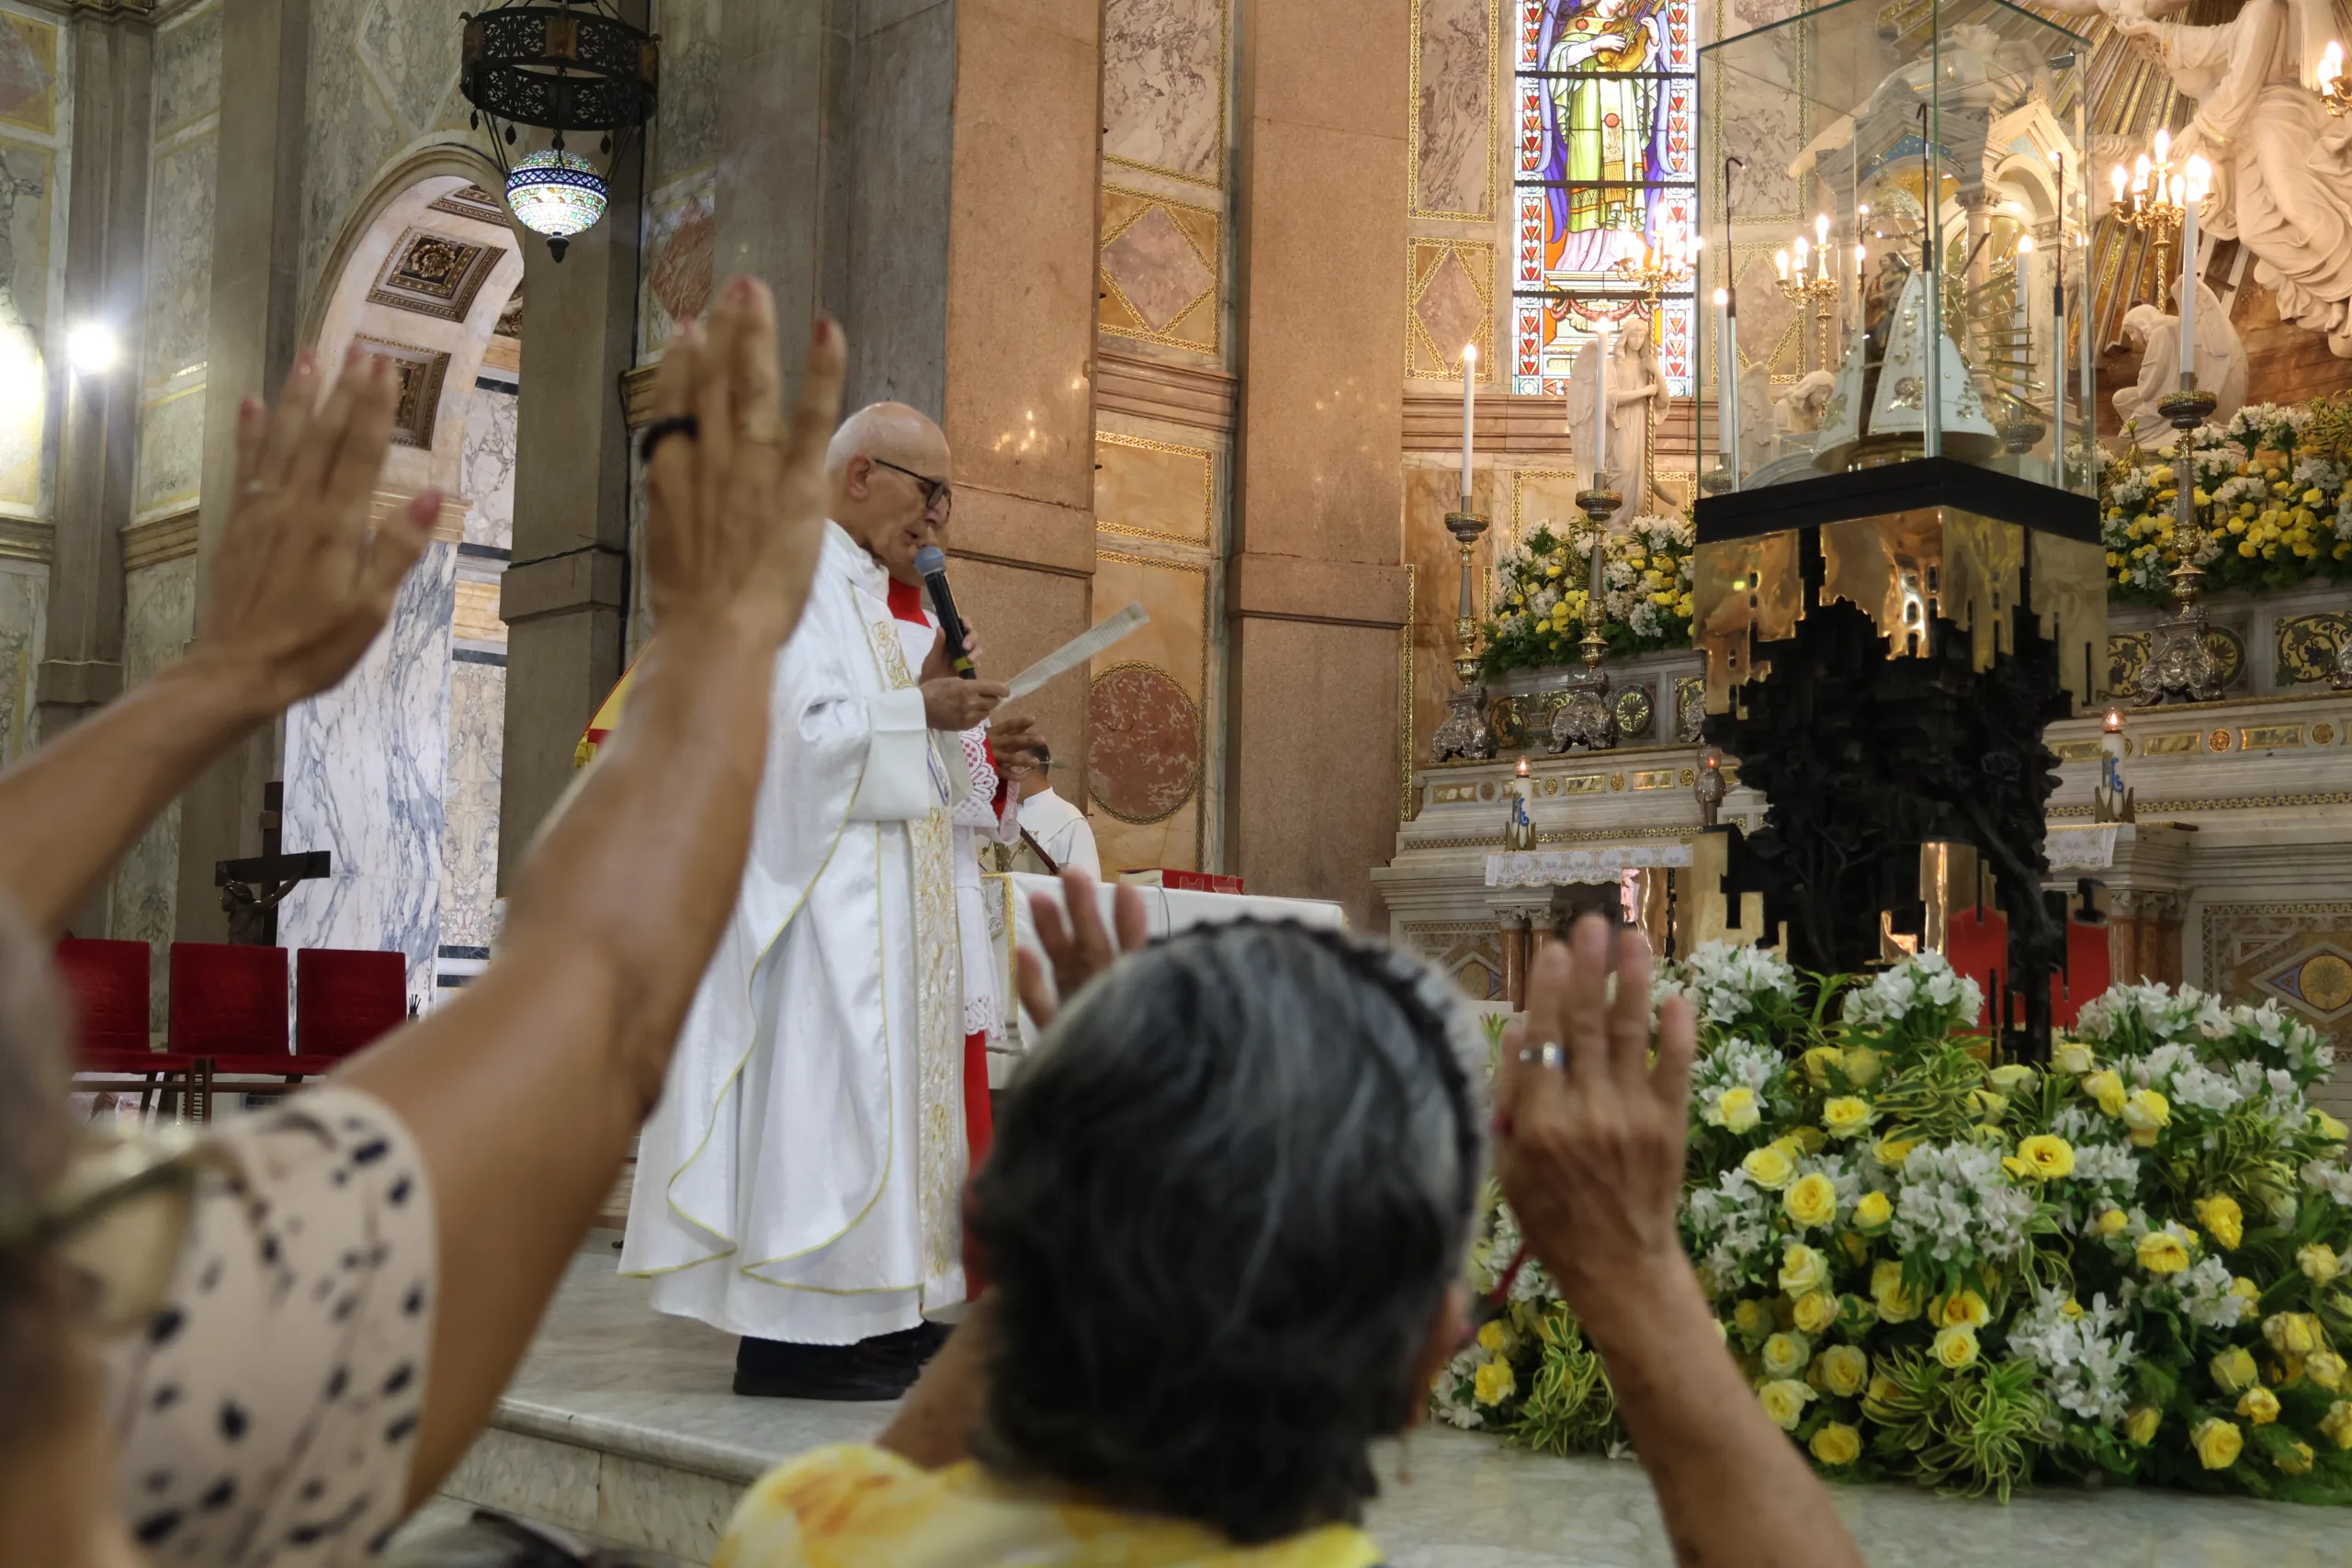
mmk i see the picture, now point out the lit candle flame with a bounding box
[2185,153,2211,204]
[1815,212,1829,246]
[2154,127,2170,166]
[1774,249,1790,280]
[2323,39,2346,88]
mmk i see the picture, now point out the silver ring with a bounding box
[1516,1043,1566,1070]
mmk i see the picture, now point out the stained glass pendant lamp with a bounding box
[459,1,657,261]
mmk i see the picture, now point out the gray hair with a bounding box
[968,919,1486,1543]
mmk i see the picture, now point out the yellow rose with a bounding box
[1864,1372,1902,1417]
[1793,1290,1841,1336]
[1474,1359,1516,1405]
[2211,1345,2260,1394]
[1821,1097,1873,1140]
[1791,1126,1827,1156]
[2306,1350,2347,1392]
[2192,1417,2245,1470]
[2195,1195,2245,1251]
[2237,1385,2282,1425]
[2315,1111,2350,1142]
[2014,1134,2075,1180]
[2138,1230,2191,1275]
[2322,1400,2352,1450]
[1932,1289,1991,1329]
[1873,1136,1916,1169]
[2300,1243,2341,1284]
[2264,1312,2325,1358]
[1871,1260,1920,1323]
[1815,1344,1869,1397]
[1476,1320,1512,1355]
[2125,1405,2162,1446]
[2096,1207,2130,1237]
[1784,1172,1839,1230]
[1971,1089,2008,1124]
[2083,1069,2127,1117]
[2123,1089,2171,1147]
[1743,1145,1797,1190]
[1758,1378,1815,1430]
[1708,1085,1761,1134]
[1933,1325,1981,1370]
[1988,1064,2036,1093]
[1802,1045,1843,1087]
[1762,1331,1812,1379]
[2053,1040,2095,1075]
[1732,1298,1772,1337]
[1779,1244,1830,1296]
[2278,1439,2316,1476]
[1852,1190,1894,1233]
[1842,1046,1883,1087]
[1809,1421,1863,1467]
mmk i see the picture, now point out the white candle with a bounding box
[2180,158,2210,383]
[1460,343,1477,506]
[2014,233,2034,344]
[1594,330,1610,482]
[1714,287,1736,479]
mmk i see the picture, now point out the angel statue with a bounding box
[2111,290,2248,446]
[1567,313,1671,519]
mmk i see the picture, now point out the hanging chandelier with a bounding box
[459,1,657,261]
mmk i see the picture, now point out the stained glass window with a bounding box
[1511,0,1697,397]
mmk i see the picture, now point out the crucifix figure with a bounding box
[215,783,330,944]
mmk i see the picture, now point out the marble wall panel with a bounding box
[438,659,503,954]
[1408,238,1493,378]
[460,381,517,549]
[0,135,51,511]
[134,389,206,519]
[109,559,198,1028]
[1410,0,1493,220]
[301,0,469,299]
[1102,0,1227,186]
[280,540,458,1004]
[0,558,41,766]
[1712,0,1804,220]
[1086,550,1205,874]
[145,132,218,384]
[0,11,59,139]
[1099,187,1219,353]
[1095,433,1212,544]
[640,186,715,356]
[650,0,719,184]
[152,2,222,139]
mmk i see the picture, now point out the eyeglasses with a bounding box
[0,1124,217,1336]
[869,457,954,519]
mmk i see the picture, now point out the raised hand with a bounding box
[641,276,844,648]
[1492,915,1698,1332]
[1014,868,1148,1028]
[195,344,440,708]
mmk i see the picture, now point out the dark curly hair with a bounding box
[967,919,1484,1544]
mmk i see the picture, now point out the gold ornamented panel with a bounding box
[2109,631,2149,694]
[1407,238,1495,380]
[1094,432,1213,545]
[2277,612,2352,687]
[368,228,501,322]
[353,339,452,450]
[1691,529,1801,713]
[1099,186,1219,353]
[2205,903,2352,1051]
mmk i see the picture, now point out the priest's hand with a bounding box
[923,673,1007,730]
[1492,915,1697,1341]
[1016,868,1148,1027]
[642,276,846,648]
[989,713,1044,770]
[921,621,985,683]
[196,344,439,710]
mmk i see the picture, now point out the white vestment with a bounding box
[949,729,1018,1042]
[1010,785,1101,879]
[620,523,967,1343]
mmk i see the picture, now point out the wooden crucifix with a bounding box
[215,783,331,945]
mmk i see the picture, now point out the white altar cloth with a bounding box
[983,872,1345,1082]
[1485,844,1694,887]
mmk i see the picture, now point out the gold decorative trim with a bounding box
[2141,731,2201,756]
[1510,468,1578,548]
[1406,237,1497,381]
[1408,0,1498,221]
[1094,430,1215,545]
[1094,547,1207,576]
[1401,564,1418,822]
[622,362,660,428]
[0,517,52,565]
[120,512,196,570]
[2052,791,2352,819]
[2050,739,2103,761]
[2241,724,2302,750]
[1630,769,1678,790]
[1099,186,1222,354]
[2209,728,2233,753]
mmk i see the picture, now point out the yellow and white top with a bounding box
[717,1445,1386,1568]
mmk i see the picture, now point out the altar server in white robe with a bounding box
[620,401,1036,1401]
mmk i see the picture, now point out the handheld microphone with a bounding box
[912,545,975,679]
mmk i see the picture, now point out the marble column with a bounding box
[174,0,310,942]
[1226,0,1412,923]
[497,133,643,889]
[37,13,151,746]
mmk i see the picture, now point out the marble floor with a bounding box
[422,1239,2352,1567]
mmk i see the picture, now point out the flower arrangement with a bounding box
[2101,397,2352,604]
[1478,513,1695,677]
[1436,947,2352,1505]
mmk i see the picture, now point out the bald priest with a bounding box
[619,400,1035,1400]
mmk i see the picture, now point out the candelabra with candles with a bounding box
[1612,221,1701,312]
[1774,216,1841,372]
[2110,130,2187,311]
[1431,344,1498,762]
[2321,39,2350,115]
[1547,496,1621,754]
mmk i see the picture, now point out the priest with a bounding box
[620,400,1033,1400]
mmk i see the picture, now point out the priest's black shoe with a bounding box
[731,1325,944,1400]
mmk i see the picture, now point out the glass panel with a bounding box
[1511,0,1700,399]
[1695,0,2090,497]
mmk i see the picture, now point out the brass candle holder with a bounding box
[1430,507,1499,761]
[1547,489,1621,754]
[2134,384,2222,705]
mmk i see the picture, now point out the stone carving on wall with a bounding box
[1411,0,1495,220]
[1100,187,1219,352]
[356,337,451,449]
[1088,661,1203,824]
[368,227,498,321]
[1408,239,1494,378]
[1102,0,1227,186]
[2111,291,2249,445]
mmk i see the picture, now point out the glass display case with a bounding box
[1695,0,2095,499]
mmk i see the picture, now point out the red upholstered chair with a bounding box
[171,942,289,1120]
[295,948,407,1067]
[57,937,194,1113]
[1943,906,2009,1039]
[2049,915,2114,1032]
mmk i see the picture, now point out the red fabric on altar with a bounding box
[2050,916,2114,1032]
[1944,907,2008,1032]
[297,948,408,1064]
[170,942,289,1058]
[1922,908,2114,1034]
[56,937,153,1059]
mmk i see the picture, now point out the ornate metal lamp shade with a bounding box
[459,1,656,260]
